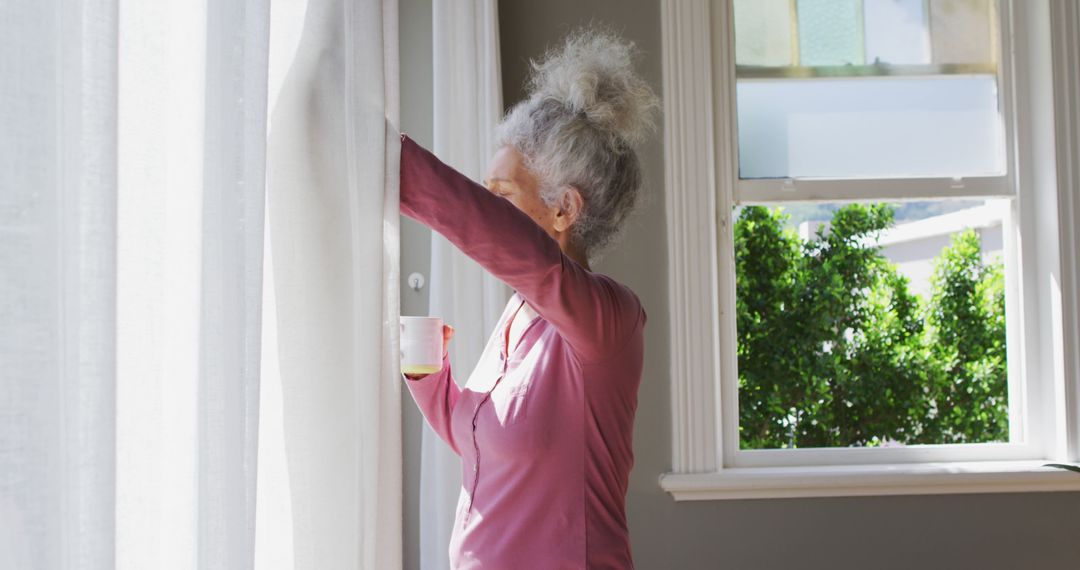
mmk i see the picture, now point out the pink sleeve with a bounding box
[403,354,461,455]
[399,134,642,364]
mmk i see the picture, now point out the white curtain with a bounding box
[114,0,270,568]
[420,2,509,568]
[1,0,272,568]
[1,0,401,569]
[1,2,119,568]
[265,0,402,568]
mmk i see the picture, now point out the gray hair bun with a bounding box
[527,27,658,148]
[497,26,659,260]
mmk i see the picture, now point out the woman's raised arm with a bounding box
[399,135,642,364]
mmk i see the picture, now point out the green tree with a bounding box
[917,230,1009,443]
[735,205,1007,449]
[734,206,802,448]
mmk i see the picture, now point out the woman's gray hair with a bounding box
[495,26,659,260]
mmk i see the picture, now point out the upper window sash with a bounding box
[728,0,1017,202]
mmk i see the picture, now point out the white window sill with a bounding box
[659,461,1080,501]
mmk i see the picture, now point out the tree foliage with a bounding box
[735,204,1008,449]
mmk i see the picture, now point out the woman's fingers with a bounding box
[442,324,454,358]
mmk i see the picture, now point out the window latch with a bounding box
[950,177,965,189]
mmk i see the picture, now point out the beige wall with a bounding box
[400,0,1080,567]
[398,1,432,568]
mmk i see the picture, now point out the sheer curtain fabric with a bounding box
[115,2,270,568]
[420,1,509,568]
[1,1,271,569]
[1,2,119,568]
[264,0,403,568]
[1,0,402,568]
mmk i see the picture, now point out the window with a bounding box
[732,0,1014,454]
[659,0,1080,499]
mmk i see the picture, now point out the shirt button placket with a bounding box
[464,379,507,524]
[463,304,518,527]
[465,390,489,525]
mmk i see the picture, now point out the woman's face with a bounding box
[482,146,559,238]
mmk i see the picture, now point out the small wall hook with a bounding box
[407,272,426,291]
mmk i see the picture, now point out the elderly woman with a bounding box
[399,28,658,569]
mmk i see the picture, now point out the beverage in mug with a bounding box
[400,316,443,376]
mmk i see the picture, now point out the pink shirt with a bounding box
[399,135,646,569]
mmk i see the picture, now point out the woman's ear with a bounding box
[553,186,584,233]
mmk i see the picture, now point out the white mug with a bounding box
[400,316,444,376]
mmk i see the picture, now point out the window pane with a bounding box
[930,0,997,65]
[734,200,1009,449]
[736,76,1003,178]
[864,0,930,65]
[734,0,795,67]
[734,0,1004,180]
[797,0,864,66]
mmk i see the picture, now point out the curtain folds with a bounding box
[265,0,402,568]
[3,0,401,568]
[1,1,119,568]
[114,1,270,569]
[420,1,508,568]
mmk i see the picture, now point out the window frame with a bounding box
[659,0,1080,500]
[730,0,1025,469]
